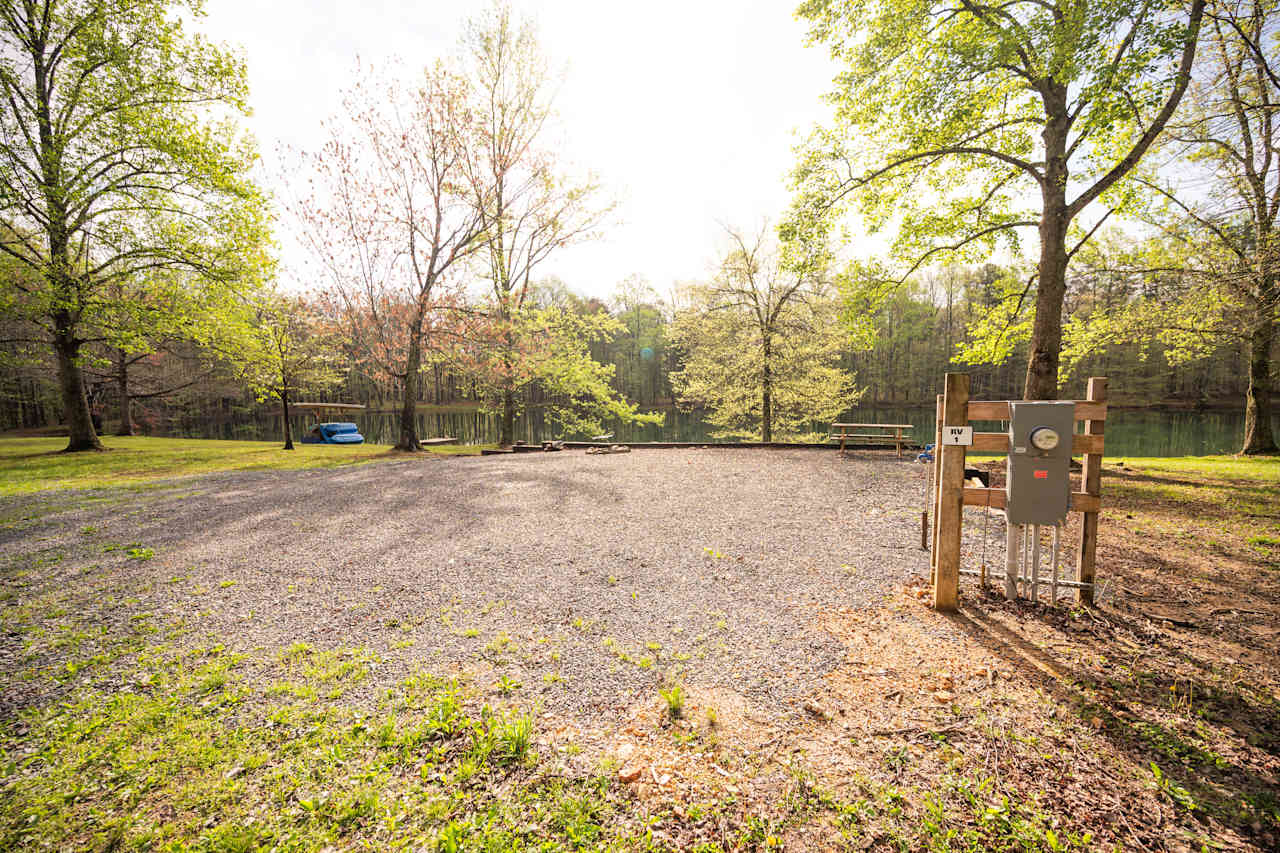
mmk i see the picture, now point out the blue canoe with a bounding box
[300,422,365,445]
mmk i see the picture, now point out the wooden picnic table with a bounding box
[827,422,917,458]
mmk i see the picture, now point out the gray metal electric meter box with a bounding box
[1006,401,1075,525]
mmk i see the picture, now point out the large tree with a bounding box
[669,226,859,441]
[1133,0,1279,453]
[296,62,487,451]
[0,0,268,450]
[789,0,1208,399]
[462,2,611,445]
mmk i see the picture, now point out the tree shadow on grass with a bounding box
[946,599,1279,848]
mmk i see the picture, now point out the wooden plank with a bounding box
[972,432,1009,452]
[962,488,1100,513]
[830,423,916,429]
[934,374,969,611]
[1074,433,1105,455]
[963,486,1006,509]
[1077,377,1106,605]
[969,432,1104,454]
[966,400,1107,422]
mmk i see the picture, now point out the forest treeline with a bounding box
[0,0,1276,452]
[0,252,1256,436]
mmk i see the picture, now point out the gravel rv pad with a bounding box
[1,449,930,722]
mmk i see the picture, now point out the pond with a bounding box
[174,403,1274,457]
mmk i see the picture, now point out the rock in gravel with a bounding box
[618,763,643,783]
[803,700,832,721]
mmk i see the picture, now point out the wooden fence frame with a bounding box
[929,374,1107,612]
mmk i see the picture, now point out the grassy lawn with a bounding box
[0,436,484,497]
[0,450,1276,850]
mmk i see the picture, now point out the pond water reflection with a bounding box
[174,403,1274,458]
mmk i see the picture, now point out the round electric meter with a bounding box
[1029,426,1060,451]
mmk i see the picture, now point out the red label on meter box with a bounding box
[1034,470,1048,479]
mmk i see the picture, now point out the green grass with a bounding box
[1109,454,1280,483]
[0,642,649,851]
[0,436,487,496]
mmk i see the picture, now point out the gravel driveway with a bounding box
[1,449,930,723]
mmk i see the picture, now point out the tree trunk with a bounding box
[281,388,295,450]
[53,311,101,452]
[501,389,516,447]
[761,332,773,442]
[1241,283,1277,454]
[1025,91,1072,401]
[1024,212,1069,401]
[116,350,134,436]
[396,330,423,451]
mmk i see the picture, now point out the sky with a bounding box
[197,0,840,302]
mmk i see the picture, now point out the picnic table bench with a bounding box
[827,422,917,458]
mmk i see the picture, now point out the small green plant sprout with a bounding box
[495,675,521,695]
[496,714,534,764]
[219,580,235,589]
[702,546,725,559]
[705,706,718,728]
[79,525,97,535]
[607,575,619,585]
[461,628,479,638]
[484,632,514,655]
[660,683,685,719]
[125,546,154,561]
[1149,762,1197,812]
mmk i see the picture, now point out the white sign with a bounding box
[942,426,973,446]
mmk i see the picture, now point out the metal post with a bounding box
[1023,524,1033,597]
[1051,524,1061,605]
[1031,524,1042,603]
[1005,521,1020,599]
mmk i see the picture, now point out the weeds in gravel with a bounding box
[660,684,685,719]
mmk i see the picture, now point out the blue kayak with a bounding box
[300,422,365,445]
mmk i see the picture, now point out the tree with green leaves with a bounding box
[83,270,246,435]
[295,61,488,452]
[460,301,662,440]
[462,1,612,446]
[789,0,1208,400]
[669,226,859,441]
[237,294,340,451]
[608,275,669,406]
[0,0,269,451]
[1054,0,1278,453]
[1129,0,1278,453]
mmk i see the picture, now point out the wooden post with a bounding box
[930,394,943,579]
[934,373,969,611]
[1077,377,1106,604]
